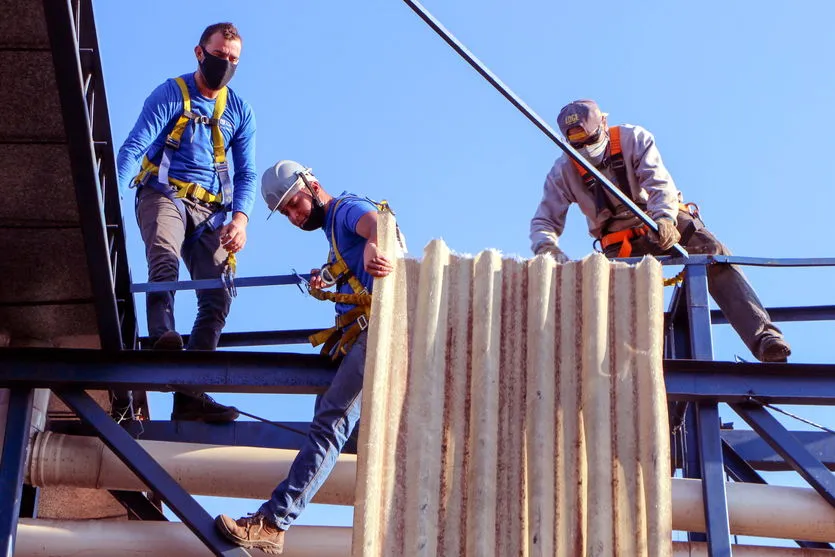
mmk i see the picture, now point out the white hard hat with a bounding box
[261,160,316,218]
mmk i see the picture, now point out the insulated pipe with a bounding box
[15,518,350,557]
[674,478,835,543]
[672,542,835,556]
[28,432,356,506]
[29,434,835,542]
[13,520,835,557]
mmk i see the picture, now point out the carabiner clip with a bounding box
[291,268,310,296]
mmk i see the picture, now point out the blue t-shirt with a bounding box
[116,72,257,216]
[323,193,379,316]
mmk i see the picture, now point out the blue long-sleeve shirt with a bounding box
[117,72,257,217]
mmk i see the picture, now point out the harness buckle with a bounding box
[319,266,337,288]
[356,314,368,331]
[164,136,181,149]
[215,161,230,173]
[194,115,211,125]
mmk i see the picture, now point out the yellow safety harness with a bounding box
[132,76,238,291]
[133,76,232,207]
[308,199,396,359]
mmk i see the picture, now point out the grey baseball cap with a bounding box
[557,99,604,140]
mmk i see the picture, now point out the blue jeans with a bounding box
[259,330,367,529]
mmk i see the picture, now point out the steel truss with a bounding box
[0,1,831,555]
[3,258,835,555]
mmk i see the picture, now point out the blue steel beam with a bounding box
[109,490,168,521]
[665,360,835,404]
[721,430,835,471]
[0,348,336,394]
[138,329,322,349]
[683,263,731,553]
[731,402,835,510]
[0,389,34,557]
[54,390,250,557]
[619,254,835,268]
[42,0,123,351]
[696,403,732,555]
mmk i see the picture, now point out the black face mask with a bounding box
[199,46,237,90]
[301,201,326,231]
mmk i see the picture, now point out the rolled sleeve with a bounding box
[230,102,257,217]
[529,170,571,254]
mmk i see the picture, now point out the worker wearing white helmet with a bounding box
[215,160,398,554]
[530,99,790,363]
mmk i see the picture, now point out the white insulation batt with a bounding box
[353,213,670,557]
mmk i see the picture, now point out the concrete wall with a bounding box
[354,214,669,557]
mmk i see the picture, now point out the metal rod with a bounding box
[400,0,688,257]
[0,389,34,557]
[54,390,251,557]
[132,273,310,293]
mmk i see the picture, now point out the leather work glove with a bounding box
[652,217,681,251]
[535,244,570,264]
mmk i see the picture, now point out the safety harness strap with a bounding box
[600,225,650,258]
[571,125,632,215]
[308,196,389,359]
[134,77,230,205]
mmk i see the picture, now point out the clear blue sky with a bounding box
[93,0,835,544]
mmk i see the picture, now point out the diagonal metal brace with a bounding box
[54,389,251,557]
[732,401,835,509]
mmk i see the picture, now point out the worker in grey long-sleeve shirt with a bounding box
[529,99,790,363]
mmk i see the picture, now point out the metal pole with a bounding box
[399,0,688,257]
[684,264,731,556]
[0,389,34,557]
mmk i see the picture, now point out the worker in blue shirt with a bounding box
[117,22,257,422]
[215,160,397,554]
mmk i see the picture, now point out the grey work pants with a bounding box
[603,211,784,360]
[135,186,231,350]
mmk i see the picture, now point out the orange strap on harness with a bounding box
[570,126,631,216]
[600,225,649,258]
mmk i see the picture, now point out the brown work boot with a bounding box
[171,392,239,423]
[215,513,285,554]
[152,330,183,350]
[758,335,791,363]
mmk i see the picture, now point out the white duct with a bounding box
[28,432,356,506]
[13,520,835,557]
[672,542,835,556]
[27,435,835,544]
[15,518,351,557]
[674,478,835,543]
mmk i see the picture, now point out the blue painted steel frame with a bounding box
[721,439,833,550]
[54,389,250,557]
[0,348,337,393]
[0,389,34,557]
[684,264,732,555]
[732,402,835,508]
